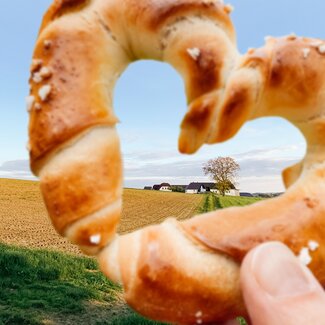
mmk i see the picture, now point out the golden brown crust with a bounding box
[181,36,226,102]
[179,91,221,154]
[207,36,325,145]
[266,38,325,116]
[29,0,238,269]
[182,188,323,262]
[123,0,235,37]
[40,0,92,33]
[181,167,325,288]
[104,35,325,323]
[30,0,237,168]
[29,18,123,171]
[118,221,246,324]
[180,36,325,277]
[282,161,303,188]
[237,37,325,121]
[29,1,239,321]
[30,1,325,324]
[66,201,121,255]
[103,164,325,323]
[182,93,218,129]
[40,128,122,235]
[71,211,119,247]
[214,72,257,142]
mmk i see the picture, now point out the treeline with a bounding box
[171,185,186,193]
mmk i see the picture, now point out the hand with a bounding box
[227,242,325,325]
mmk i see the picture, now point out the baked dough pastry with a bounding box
[27,0,237,256]
[27,0,325,323]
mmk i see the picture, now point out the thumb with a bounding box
[240,242,325,325]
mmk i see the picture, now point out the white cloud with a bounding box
[233,144,304,161]
[123,150,179,162]
[0,159,30,172]
[239,176,285,193]
[238,157,299,177]
[123,144,303,191]
[0,160,36,180]
[0,142,304,193]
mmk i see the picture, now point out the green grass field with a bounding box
[199,193,262,213]
[218,195,262,208]
[1,189,257,324]
[198,193,219,213]
[0,243,163,325]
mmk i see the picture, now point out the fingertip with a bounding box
[241,241,290,274]
[240,241,325,324]
[241,241,319,299]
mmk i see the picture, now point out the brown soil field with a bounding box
[0,178,203,254]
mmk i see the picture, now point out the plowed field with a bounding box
[0,179,203,254]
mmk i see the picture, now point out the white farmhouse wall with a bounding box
[226,189,240,196]
[186,189,198,194]
[160,186,172,192]
[213,189,240,196]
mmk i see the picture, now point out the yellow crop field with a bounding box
[0,179,203,254]
[119,188,203,233]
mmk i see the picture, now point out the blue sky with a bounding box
[1,0,324,192]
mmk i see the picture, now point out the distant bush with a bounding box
[171,186,185,193]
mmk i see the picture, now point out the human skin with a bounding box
[225,242,325,325]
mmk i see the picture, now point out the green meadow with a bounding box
[0,188,256,324]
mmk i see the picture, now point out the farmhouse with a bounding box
[152,183,172,192]
[144,181,239,196]
[185,183,207,194]
[185,182,239,196]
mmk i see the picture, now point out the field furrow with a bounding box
[0,179,203,254]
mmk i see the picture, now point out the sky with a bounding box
[0,0,324,192]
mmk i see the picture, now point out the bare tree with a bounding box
[203,157,240,196]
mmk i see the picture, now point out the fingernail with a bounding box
[251,242,315,298]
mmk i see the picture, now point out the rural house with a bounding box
[185,182,239,196]
[152,183,172,192]
[200,183,217,192]
[211,182,239,196]
[185,183,207,194]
